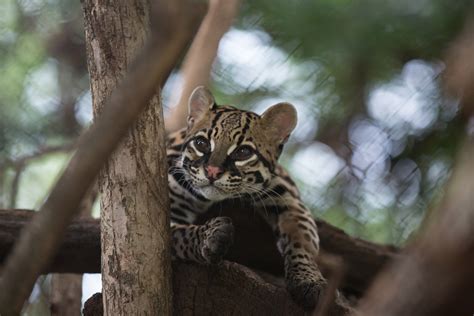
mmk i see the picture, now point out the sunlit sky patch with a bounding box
[23,58,59,115]
[76,89,93,125]
[368,59,442,134]
[82,274,102,306]
[290,143,345,189]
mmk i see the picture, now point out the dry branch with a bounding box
[0,208,397,297]
[166,0,241,133]
[0,1,202,313]
[0,144,74,170]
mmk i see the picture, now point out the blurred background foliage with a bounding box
[0,2,472,310]
[1,0,472,241]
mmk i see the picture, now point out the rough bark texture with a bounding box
[82,262,353,316]
[82,1,206,315]
[0,208,397,297]
[83,1,169,315]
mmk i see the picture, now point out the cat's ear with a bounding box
[261,102,297,143]
[187,86,215,128]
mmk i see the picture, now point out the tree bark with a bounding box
[82,262,353,316]
[82,2,169,315]
[82,1,205,315]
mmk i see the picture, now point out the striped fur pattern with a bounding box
[167,87,325,310]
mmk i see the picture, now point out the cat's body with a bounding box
[167,86,325,309]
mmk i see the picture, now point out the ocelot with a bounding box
[167,86,326,309]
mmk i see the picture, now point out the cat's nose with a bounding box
[204,165,223,182]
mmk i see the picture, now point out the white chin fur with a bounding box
[198,186,229,201]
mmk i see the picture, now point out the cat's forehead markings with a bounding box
[219,112,242,130]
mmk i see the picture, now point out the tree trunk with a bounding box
[82,2,172,315]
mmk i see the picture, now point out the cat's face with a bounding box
[179,86,297,201]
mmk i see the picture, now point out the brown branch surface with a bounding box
[0,1,201,313]
[0,209,100,273]
[82,261,353,316]
[0,208,397,297]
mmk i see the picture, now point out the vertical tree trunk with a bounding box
[82,2,172,315]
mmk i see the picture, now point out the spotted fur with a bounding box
[167,86,326,310]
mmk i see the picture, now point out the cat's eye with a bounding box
[193,136,210,153]
[231,145,254,161]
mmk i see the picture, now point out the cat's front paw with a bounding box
[201,217,234,264]
[287,267,326,310]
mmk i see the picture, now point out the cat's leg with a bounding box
[260,202,326,310]
[170,217,234,264]
[277,207,326,310]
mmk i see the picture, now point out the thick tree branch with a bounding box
[0,2,203,313]
[0,208,397,297]
[82,262,353,316]
[0,209,100,273]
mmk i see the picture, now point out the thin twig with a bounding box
[0,143,74,170]
[315,252,348,316]
[8,164,24,209]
